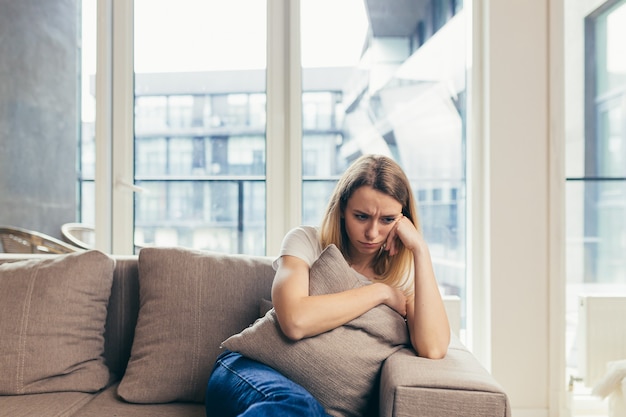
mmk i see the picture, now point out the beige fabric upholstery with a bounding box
[102,256,140,380]
[73,384,205,417]
[117,247,275,404]
[380,339,511,417]
[0,391,95,417]
[223,245,409,417]
[0,251,115,395]
[0,250,511,417]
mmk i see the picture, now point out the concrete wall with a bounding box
[0,0,78,239]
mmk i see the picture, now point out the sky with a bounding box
[81,0,368,120]
[83,0,368,74]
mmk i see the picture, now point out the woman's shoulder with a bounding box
[294,225,319,238]
[283,225,321,253]
[273,226,322,269]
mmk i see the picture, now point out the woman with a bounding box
[205,154,450,417]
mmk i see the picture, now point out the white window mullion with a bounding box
[466,0,490,367]
[94,0,113,253]
[95,0,134,255]
[266,0,302,256]
[111,0,135,255]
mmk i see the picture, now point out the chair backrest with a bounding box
[0,226,81,254]
[61,222,95,250]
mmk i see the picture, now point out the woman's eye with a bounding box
[355,214,368,221]
[382,217,395,224]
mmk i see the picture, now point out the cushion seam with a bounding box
[16,266,38,394]
[189,275,202,395]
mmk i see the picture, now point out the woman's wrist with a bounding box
[373,282,392,305]
[411,239,429,258]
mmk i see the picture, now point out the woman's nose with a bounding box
[365,221,378,239]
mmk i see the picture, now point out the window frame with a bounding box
[94,0,302,256]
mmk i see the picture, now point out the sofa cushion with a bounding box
[0,250,115,395]
[74,384,206,417]
[222,244,409,417]
[0,391,96,417]
[117,247,274,404]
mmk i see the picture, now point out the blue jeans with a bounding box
[205,351,330,417]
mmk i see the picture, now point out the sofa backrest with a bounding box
[104,251,277,381]
[0,250,276,383]
[103,256,140,379]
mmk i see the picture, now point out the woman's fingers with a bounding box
[387,214,423,256]
[385,215,404,256]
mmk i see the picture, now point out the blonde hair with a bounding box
[319,154,420,295]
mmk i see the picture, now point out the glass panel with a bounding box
[134,180,265,255]
[78,0,97,229]
[0,1,93,240]
[300,0,468,331]
[565,180,626,392]
[595,1,626,96]
[133,0,267,254]
[594,0,626,178]
[565,1,626,413]
[597,98,625,177]
[566,181,626,284]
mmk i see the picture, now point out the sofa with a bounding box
[0,247,511,417]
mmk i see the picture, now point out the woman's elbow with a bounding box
[418,346,448,359]
[412,336,449,359]
[277,316,307,341]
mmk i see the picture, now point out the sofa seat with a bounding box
[0,391,96,417]
[71,384,205,417]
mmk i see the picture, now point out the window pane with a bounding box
[134,180,264,254]
[0,1,92,240]
[595,2,626,96]
[565,1,626,411]
[300,0,468,330]
[77,0,97,231]
[566,181,626,284]
[133,0,267,255]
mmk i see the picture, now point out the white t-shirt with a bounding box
[272,225,322,270]
[272,225,371,285]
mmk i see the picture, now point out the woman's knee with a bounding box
[205,352,328,417]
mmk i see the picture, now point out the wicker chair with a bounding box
[61,222,95,250]
[0,226,81,254]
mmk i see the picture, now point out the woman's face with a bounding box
[343,185,403,260]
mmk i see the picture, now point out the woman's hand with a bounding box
[383,215,424,256]
[382,215,451,359]
[377,282,407,317]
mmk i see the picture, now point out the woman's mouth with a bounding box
[360,241,381,250]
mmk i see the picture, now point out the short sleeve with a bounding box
[272,226,322,270]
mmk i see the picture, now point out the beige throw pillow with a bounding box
[222,244,410,417]
[0,250,115,395]
[117,247,274,404]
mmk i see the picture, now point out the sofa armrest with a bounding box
[379,335,511,417]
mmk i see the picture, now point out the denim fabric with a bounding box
[205,350,330,417]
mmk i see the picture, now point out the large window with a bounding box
[76,0,468,326]
[131,0,268,254]
[299,0,467,324]
[565,0,626,413]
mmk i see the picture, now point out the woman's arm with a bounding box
[386,217,451,359]
[271,255,407,341]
